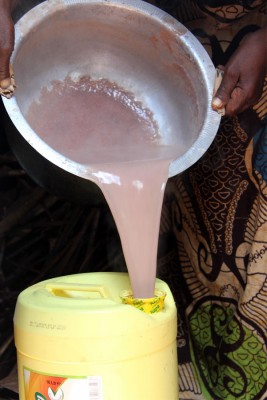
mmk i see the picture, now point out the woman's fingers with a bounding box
[212,27,267,117]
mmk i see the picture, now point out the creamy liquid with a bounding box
[26,76,179,298]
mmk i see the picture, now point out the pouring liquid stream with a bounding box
[26,76,181,298]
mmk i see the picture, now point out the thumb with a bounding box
[212,66,238,110]
[0,51,12,88]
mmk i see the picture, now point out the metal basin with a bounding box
[3,0,220,204]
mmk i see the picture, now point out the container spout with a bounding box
[120,289,166,314]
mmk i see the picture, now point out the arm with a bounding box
[0,0,16,95]
[212,26,267,117]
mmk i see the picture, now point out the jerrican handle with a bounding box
[45,282,108,298]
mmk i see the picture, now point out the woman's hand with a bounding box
[0,0,15,97]
[212,26,267,117]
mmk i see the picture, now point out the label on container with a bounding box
[23,367,103,400]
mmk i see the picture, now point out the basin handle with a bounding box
[213,68,225,116]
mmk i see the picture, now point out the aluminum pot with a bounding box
[3,0,221,205]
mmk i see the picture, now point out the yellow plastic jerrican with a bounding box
[14,272,178,400]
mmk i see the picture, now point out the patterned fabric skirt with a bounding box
[149,1,267,398]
